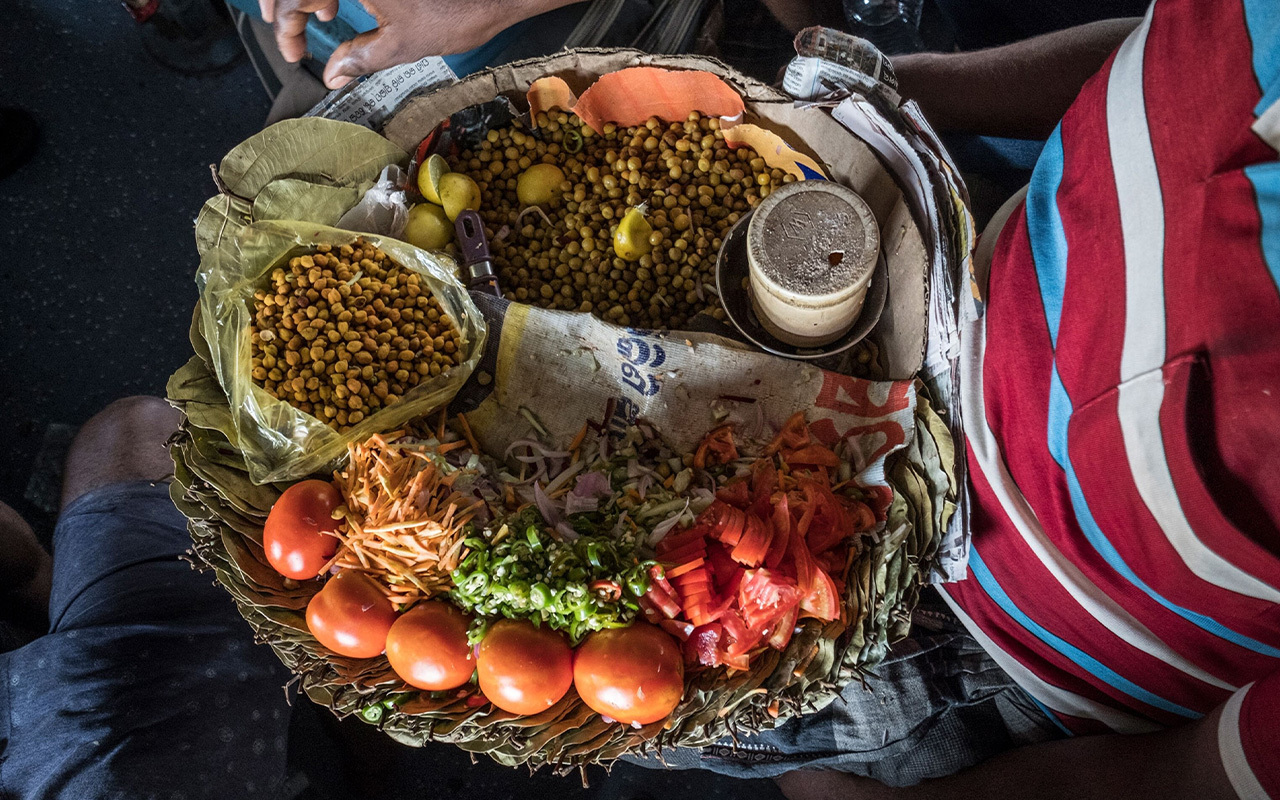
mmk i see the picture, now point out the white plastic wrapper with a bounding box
[335,164,411,239]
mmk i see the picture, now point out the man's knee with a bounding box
[62,396,181,509]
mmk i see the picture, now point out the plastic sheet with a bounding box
[197,220,486,483]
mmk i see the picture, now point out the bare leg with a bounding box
[0,500,52,630]
[61,396,181,510]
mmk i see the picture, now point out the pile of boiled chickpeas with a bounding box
[451,111,793,330]
[248,239,461,430]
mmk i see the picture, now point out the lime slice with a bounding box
[417,153,450,205]
[402,203,454,250]
[613,205,653,262]
[516,163,566,207]
[438,172,481,222]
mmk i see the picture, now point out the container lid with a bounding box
[745,180,879,305]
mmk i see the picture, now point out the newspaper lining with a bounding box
[307,56,456,130]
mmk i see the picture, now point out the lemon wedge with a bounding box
[613,204,653,262]
[438,173,482,222]
[417,153,450,205]
[516,163,566,207]
[402,203,454,250]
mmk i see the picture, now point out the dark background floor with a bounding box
[1,0,271,533]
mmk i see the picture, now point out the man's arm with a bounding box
[778,702,1239,800]
[261,0,581,89]
[892,18,1141,139]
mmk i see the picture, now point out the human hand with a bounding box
[260,0,566,90]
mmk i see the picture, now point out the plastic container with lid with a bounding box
[745,180,879,348]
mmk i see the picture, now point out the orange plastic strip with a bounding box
[526,76,577,119]
[569,67,745,133]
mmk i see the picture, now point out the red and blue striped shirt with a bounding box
[941,0,1280,795]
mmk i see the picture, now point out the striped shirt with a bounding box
[940,0,1280,796]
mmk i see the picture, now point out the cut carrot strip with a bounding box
[665,558,706,579]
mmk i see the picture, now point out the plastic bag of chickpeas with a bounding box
[197,219,487,484]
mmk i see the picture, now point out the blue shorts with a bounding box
[0,481,297,799]
[623,596,1066,785]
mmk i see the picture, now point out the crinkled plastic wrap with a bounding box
[197,220,487,484]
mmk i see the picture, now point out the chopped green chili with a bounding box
[449,512,656,644]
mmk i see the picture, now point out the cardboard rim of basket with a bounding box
[381,48,929,380]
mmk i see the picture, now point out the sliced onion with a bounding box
[544,458,586,495]
[563,494,599,515]
[573,470,611,498]
[646,500,689,546]
[533,481,563,526]
[504,438,571,461]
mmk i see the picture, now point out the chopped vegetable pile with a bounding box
[450,509,656,643]
[640,413,876,670]
[329,430,483,605]
[266,404,883,727]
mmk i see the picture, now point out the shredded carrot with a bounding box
[568,421,590,453]
[455,413,481,455]
[330,433,478,605]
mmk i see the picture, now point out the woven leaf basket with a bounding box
[167,49,956,770]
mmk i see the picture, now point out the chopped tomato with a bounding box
[665,557,706,578]
[721,652,752,671]
[730,513,772,567]
[766,412,810,455]
[705,589,736,623]
[707,541,740,589]
[715,478,751,508]
[660,538,709,567]
[693,424,738,469]
[784,443,842,468]
[702,502,746,547]
[788,524,819,597]
[738,569,801,631]
[765,604,799,650]
[656,525,710,556]
[802,480,849,555]
[658,618,695,641]
[719,610,763,656]
[638,595,664,624]
[765,493,792,569]
[685,623,724,666]
[750,459,777,520]
[644,566,683,619]
[799,567,841,622]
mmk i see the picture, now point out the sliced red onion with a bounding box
[563,494,599,515]
[504,439,571,461]
[572,470,611,498]
[544,458,586,495]
[636,473,654,499]
[533,481,563,525]
[646,500,689,546]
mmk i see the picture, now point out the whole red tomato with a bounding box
[306,570,396,659]
[476,619,573,716]
[386,601,475,691]
[573,623,684,725]
[264,479,342,579]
